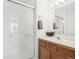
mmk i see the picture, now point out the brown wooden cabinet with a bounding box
[39,39,75,59]
[51,52,59,59]
[39,39,50,59]
[51,52,66,59]
[39,46,50,59]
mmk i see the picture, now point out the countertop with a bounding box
[38,36,75,48]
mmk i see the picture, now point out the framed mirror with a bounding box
[54,1,75,39]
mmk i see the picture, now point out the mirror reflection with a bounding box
[54,1,75,38]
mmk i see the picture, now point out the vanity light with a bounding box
[50,0,65,8]
[55,0,74,6]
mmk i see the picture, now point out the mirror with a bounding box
[54,1,75,38]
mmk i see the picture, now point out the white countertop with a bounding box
[39,36,75,48]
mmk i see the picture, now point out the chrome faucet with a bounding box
[56,36,61,40]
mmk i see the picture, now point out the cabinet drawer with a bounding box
[39,40,46,47]
[46,42,57,52]
[58,47,75,58]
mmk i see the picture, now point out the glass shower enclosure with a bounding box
[3,0,36,59]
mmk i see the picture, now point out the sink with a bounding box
[40,36,75,48]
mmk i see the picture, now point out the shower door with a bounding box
[3,0,35,59]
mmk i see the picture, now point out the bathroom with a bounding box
[3,0,75,59]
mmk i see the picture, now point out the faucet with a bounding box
[56,36,61,40]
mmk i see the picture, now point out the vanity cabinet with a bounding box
[39,39,75,59]
[39,46,50,59]
[51,52,66,59]
[39,40,50,59]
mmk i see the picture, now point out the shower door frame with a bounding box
[7,0,36,59]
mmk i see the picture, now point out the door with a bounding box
[39,46,50,59]
[3,0,35,59]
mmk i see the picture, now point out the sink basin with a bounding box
[40,36,75,48]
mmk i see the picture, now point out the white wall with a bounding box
[37,0,55,37]
[35,0,55,59]
[55,7,65,18]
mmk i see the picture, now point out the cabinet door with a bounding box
[51,53,58,59]
[58,55,66,59]
[39,46,50,59]
[51,52,66,59]
[66,57,75,59]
